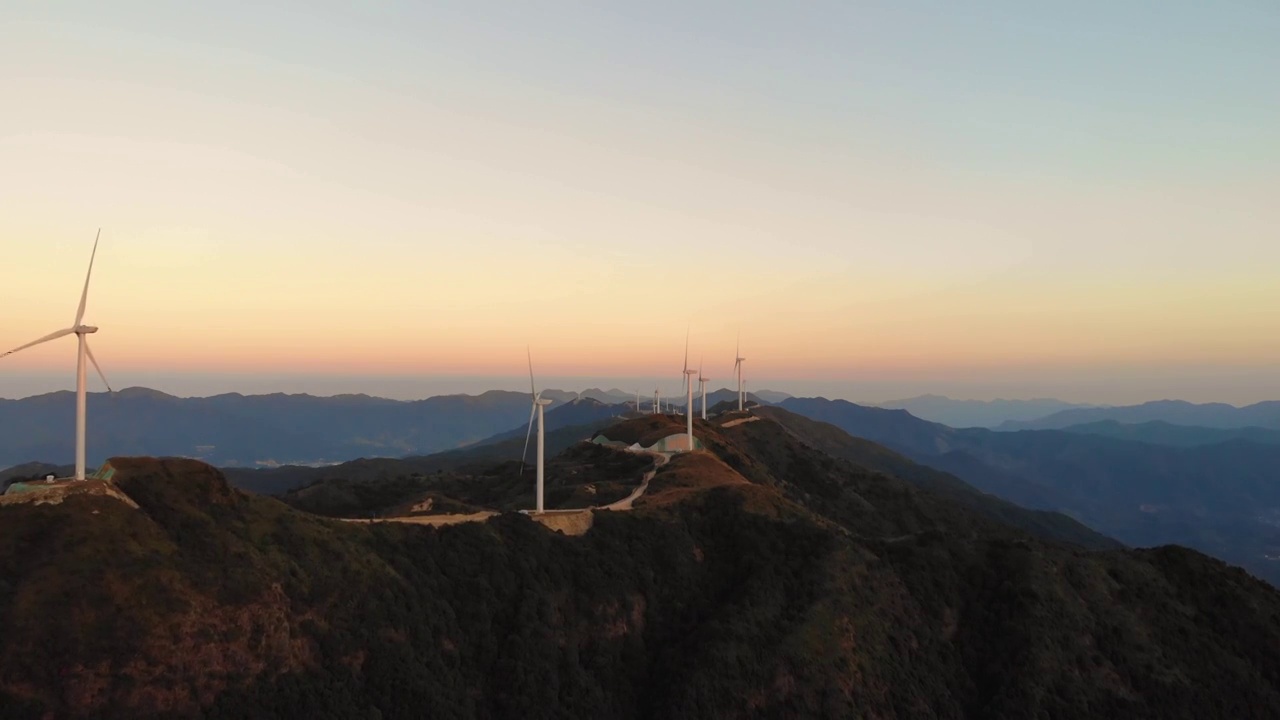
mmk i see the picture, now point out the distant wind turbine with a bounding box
[520,348,554,513]
[653,388,660,415]
[683,333,697,450]
[733,334,746,412]
[1,231,112,481]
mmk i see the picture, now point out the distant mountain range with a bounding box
[778,397,1280,586]
[0,386,790,471]
[999,399,1280,431]
[872,394,1097,428]
[0,387,581,468]
[1058,420,1280,447]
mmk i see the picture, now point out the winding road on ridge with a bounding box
[596,450,667,511]
[342,447,669,530]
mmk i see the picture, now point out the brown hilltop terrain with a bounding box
[0,409,1278,718]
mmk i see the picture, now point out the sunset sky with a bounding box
[2,2,1278,404]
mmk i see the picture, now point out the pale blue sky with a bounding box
[2,1,1278,403]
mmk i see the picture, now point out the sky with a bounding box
[2,1,1278,404]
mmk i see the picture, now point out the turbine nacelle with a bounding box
[75,325,99,334]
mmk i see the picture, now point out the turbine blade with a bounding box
[683,328,689,374]
[527,346,536,399]
[74,229,101,327]
[85,340,112,392]
[1,327,75,358]
[519,403,536,475]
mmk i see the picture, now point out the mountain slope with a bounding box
[3,418,1280,718]
[751,406,1119,549]
[779,397,1280,586]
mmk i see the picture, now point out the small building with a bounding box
[3,461,116,497]
[593,432,703,454]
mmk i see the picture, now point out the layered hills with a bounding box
[777,398,1280,585]
[999,399,1280,431]
[0,388,587,469]
[872,395,1096,428]
[0,388,786,471]
[2,410,1278,718]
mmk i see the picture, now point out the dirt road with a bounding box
[341,449,668,533]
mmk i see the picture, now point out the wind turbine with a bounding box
[635,389,641,415]
[698,359,709,420]
[683,334,697,451]
[1,231,112,481]
[733,334,746,412]
[520,348,554,513]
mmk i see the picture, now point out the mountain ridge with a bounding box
[1000,399,1280,431]
[873,394,1098,428]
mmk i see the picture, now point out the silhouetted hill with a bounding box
[0,387,581,468]
[1000,399,1280,431]
[751,407,1119,549]
[470,397,629,445]
[0,462,73,492]
[2,417,1279,717]
[1059,419,1280,447]
[779,397,956,451]
[580,387,633,403]
[703,389,773,408]
[780,397,1280,585]
[874,394,1096,428]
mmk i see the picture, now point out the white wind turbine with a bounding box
[1,231,112,481]
[653,387,660,415]
[520,348,554,513]
[733,334,746,412]
[683,335,697,450]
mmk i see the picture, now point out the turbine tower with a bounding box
[1,230,112,480]
[653,388,660,414]
[733,335,746,412]
[683,334,697,451]
[520,348,554,513]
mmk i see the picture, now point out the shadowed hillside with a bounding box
[779,396,1280,586]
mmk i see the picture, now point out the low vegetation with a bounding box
[0,414,1278,718]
